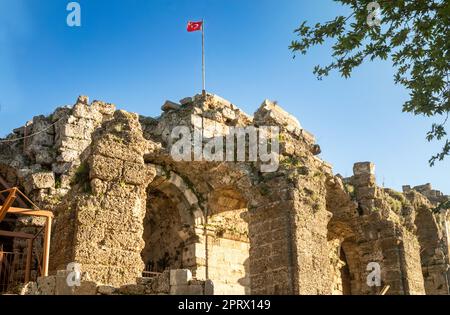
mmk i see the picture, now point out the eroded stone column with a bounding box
[51,110,156,286]
[350,162,426,295]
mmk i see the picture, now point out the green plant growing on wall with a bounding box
[344,183,356,199]
[313,202,322,212]
[110,134,125,144]
[113,123,123,133]
[259,184,270,196]
[47,193,63,205]
[386,196,403,215]
[385,189,411,211]
[72,162,92,194]
[55,175,62,189]
[387,189,406,203]
[281,156,302,169]
[433,200,450,214]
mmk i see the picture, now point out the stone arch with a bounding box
[141,165,204,275]
[149,165,204,226]
[142,157,256,294]
[327,221,363,295]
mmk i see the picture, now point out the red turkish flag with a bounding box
[187,21,203,32]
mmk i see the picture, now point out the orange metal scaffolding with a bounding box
[0,187,53,277]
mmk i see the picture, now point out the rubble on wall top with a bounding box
[254,99,302,131]
[2,94,447,204]
[161,101,181,112]
[180,97,193,105]
[157,94,310,139]
[207,94,233,108]
[402,183,449,204]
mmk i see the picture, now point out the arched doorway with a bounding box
[141,165,251,294]
[327,220,362,295]
[339,247,352,295]
[141,167,204,277]
[141,190,186,272]
[328,237,354,295]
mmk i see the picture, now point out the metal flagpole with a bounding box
[202,19,206,96]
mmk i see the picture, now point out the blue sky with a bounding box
[0,0,448,193]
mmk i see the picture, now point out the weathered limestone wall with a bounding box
[246,100,333,295]
[1,96,117,284]
[50,109,157,286]
[6,96,116,206]
[401,227,427,294]
[1,93,449,295]
[405,183,449,206]
[326,162,437,295]
[290,164,336,295]
[350,163,425,295]
[248,199,294,294]
[408,191,450,295]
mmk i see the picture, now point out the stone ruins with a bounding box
[0,93,449,295]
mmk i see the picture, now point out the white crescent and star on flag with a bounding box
[187,21,202,32]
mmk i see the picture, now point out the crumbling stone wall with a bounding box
[1,93,449,295]
[405,190,450,294]
[49,108,157,286]
[20,269,213,295]
[326,162,428,295]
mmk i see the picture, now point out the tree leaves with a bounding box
[290,0,450,165]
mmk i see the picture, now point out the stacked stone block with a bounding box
[20,269,212,295]
[50,110,157,286]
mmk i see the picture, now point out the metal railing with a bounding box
[0,228,43,294]
[142,265,162,278]
[142,271,162,278]
[0,250,29,293]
